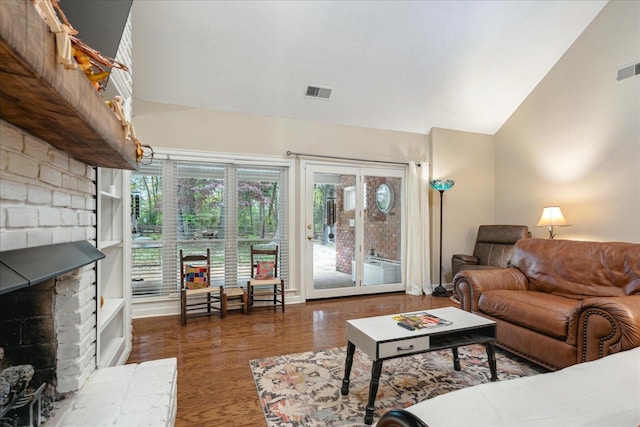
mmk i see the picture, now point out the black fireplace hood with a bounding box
[0,241,105,296]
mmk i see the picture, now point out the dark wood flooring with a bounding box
[127,292,455,427]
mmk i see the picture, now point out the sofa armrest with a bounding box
[453,268,528,312]
[568,295,640,362]
[452,254,478,263]
[377,409,429,427]
[451,254,479,276]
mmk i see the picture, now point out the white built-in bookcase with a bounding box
[96,167,132,368]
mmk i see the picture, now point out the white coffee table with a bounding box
[341,307,497,425]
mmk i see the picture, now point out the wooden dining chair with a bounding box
[247,245,285,313]
[180,249,248,325]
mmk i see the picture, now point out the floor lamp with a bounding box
[430,179,455,297]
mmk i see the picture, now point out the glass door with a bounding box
[304,163,404,299]
[362,173,403,287]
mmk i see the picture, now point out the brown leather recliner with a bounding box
[454,238,640,370]
[451,225,529,276]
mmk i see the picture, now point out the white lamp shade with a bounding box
[536,206,568,227]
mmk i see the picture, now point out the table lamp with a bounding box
[536,206,569,239]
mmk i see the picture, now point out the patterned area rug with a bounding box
[250,345,546,427]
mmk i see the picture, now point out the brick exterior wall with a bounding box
[335,175,402,275]
[0,119,97,393]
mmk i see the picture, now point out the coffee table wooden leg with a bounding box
[484,341,498,381]
[452,347,461,371]
[364,359,383,425]
[341,342,356,395]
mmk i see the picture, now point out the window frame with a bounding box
[130,149,294,311]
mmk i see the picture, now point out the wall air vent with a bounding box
[305,85,332,99]
[616,62,640,81]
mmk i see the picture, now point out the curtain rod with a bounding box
[286,150,420,166]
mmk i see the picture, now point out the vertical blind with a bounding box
[131,158,289,298]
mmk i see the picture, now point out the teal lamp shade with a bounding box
[430,179,455,191]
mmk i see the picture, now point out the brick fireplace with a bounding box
[0,3,177,423]
[0,119,98,394]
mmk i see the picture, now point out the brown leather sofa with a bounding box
[451,225,529,276]
[454,238,640,370]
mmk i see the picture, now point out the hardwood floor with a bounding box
[127,292,455,427]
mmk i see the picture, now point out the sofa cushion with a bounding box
[511,239,640,298]
[479,290,577,340]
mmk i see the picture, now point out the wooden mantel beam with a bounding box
[0,0,138,170]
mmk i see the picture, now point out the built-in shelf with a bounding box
[100,191,122,200]
[96,167,131,369]
[99,298,125,332]
[0,0,138,170]
[99,336,126,368]
[99,240,122,250]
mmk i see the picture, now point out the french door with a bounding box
[303,162,404,299]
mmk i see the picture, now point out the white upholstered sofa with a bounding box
[377,347,640,426]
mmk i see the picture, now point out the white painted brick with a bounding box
[78,179,94,195]
[58,341,95,375]
[27,184,52,204]
[71,195,85,209]
[6,152,39,179]
[55,292,81,316]
[77,210,92,226]
[70,227,86,241]
[56,285,95,313]
[57,268,95,294]
[57,315,96,344]
[23,136,50,162]
[0,149,8,170]
[7,207,38,227]
[61,209,78,226]
[52,228,71,244]
[53,190,72,207]
[58,329,96,359]
[0,207,5,227]
[86,166,96,181]
[62,174,79,191]
[39,164,62,186]
[60,403,118,425]
[27,229,53,246]
[85,196,96,211]
[0,180,27,201]
[39,207,61,226]
[47,147,70,170]
[56,357,96,394]
[0,122,24,151]
[57,359,178,424]
[86,227,96,240]
[84,366,136,392]
[0,230,26,250]
[56,356,95,393]
[69,158,86,176]
[55,295,96,326]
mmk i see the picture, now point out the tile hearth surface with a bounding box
[54,358,177,427]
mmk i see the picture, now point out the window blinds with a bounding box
[131,158,289,298]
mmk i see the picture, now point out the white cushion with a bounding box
[404,348,640,426]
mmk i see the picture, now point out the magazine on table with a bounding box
[392,312,452,329]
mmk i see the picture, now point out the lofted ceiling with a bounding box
[129,0,607,135]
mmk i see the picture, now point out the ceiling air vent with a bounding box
[616,62,640,81]
[305,85,332,99]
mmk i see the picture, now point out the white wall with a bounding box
[132,104,429,300]
[495,0,640,242]
[133,101,428,162]
[429,128,495,284]
[132,0,639,297]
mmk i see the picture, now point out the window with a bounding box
[131,158,289,298]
